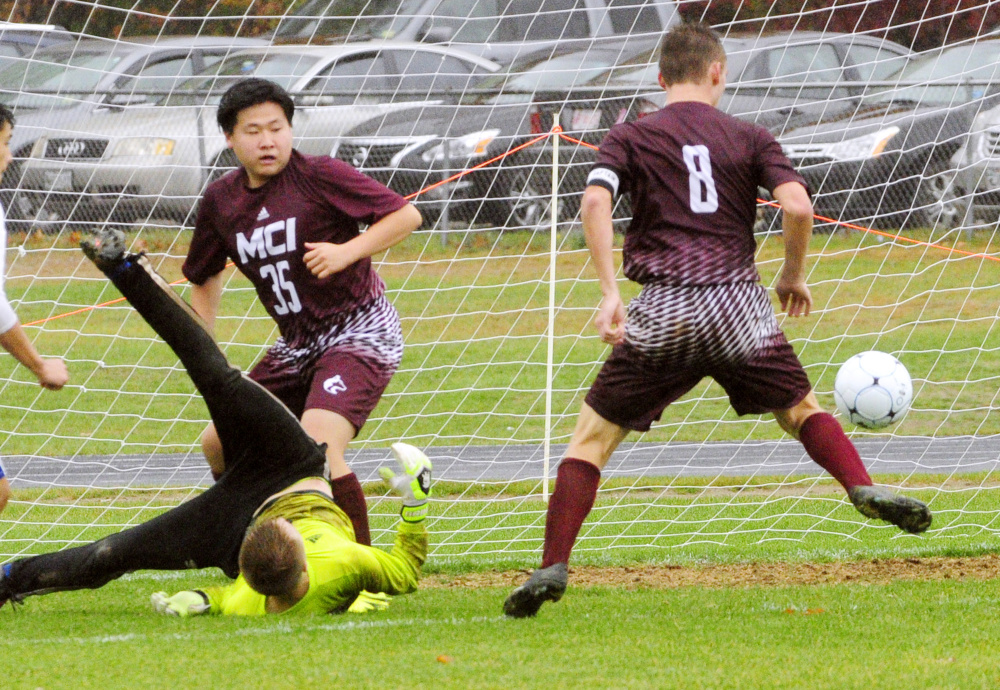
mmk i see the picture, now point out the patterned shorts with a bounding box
[249,295,403,433]
[585,281,812,431]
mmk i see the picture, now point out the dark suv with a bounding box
[275,0,679,64]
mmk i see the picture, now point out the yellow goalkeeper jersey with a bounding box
[201,492,427,616]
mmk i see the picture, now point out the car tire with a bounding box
[498,168,568,231]
[206,149,240,188]
[908,164,968,230]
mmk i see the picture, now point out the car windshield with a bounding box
[275,0,568,43]
[0,47,123,109]
[274,0,426,40]
[583,43,752,91]
[469,48,656,104]
[869,42,1000,105]
[162,52,321,105]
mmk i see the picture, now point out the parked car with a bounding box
[939,42,1000,224]
[779,40,1000,230]
[0,21,74,73]
[0,34,266,221]
[331,39,661,228]
[335,31,911,229]
[14,42,500,229]
[274,0,680,65]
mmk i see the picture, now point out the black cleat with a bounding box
[80,228,128,272]
[849,485,932,534]
[503,563,568,618]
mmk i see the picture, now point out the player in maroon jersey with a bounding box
[503,23,932,618]
[183,79,422,546]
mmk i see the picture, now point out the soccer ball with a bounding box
[833,351,912,428]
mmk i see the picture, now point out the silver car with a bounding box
[0,35,266,173]
[16,41,500,229]
[949,42,1000,223]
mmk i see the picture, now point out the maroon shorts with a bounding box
[249,347,395,434]
[585,282,812,432]
[247,296,403,434]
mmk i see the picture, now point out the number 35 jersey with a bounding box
[587,101,808,287]
[183,150,408,347]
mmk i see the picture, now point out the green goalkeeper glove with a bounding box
[379,442,432,523]
[347,590,391,614]
[151,590,210,617]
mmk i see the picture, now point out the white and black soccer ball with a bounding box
[833,351,912,429]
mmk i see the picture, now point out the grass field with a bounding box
[4,224,1000,456]
[3,563,1000,688]
[3,225,1000,687]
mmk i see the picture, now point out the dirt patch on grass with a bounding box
[423,554,1000,590]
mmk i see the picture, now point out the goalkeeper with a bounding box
[0,229,430,615]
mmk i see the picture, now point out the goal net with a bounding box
[2,0,1000,570]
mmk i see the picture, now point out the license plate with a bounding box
[42,170,72,191]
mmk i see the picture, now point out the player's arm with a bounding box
[303,203,422,279]
[0,306,68,390]
[360,443,432,596]
[189,272,223,334]
[772,181,814,317]
[581,182,625,345]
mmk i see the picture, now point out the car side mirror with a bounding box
[106,93,150,107]
[421,25,454,43]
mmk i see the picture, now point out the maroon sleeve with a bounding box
[590,123,631,196]
[182,188,230,286]
[756,127,811,196]
[310,157,408,225]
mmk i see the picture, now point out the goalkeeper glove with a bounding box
[379,442,432,523]
[347,590,391,614]
[151,590,210,617]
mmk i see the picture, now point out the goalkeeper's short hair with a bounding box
[239,519,304,597]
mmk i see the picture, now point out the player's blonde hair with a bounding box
[239,518,305,597]
[658,22,727,86]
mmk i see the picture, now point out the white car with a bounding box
[16,41,499,229]
[958,102,1000,222]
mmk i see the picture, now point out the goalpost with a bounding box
[3,0,1000,568]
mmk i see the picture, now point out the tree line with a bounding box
[1,0,996,51]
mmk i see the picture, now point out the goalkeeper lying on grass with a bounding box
[0,229,431,616]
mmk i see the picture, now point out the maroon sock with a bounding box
[798,412,872,491]
[540,458,601,568]
[330,473,371,546]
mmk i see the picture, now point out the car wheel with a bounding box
[206,149,239,187]
[503,168,565,231]
[911,165,968,230]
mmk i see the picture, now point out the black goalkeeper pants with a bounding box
[7,254,327,598]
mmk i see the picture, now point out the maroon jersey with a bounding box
[183,151,408,347]
[588,101,807,286]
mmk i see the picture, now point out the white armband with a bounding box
[586,167,620,197]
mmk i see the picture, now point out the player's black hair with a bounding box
[0,103,15,130]
[217,78,295,135]
[658,22,727,86]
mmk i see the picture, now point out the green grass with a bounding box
[4,227,1000,686]
[4,226,1000,457]
[3,574,1000,689]
[5,479,1000,569]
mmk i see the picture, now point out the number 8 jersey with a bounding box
[183,151,409,348]
[586,101,808,287]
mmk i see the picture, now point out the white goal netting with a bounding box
[3,0,1000,567]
